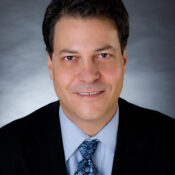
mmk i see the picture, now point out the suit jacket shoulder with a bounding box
[121,98,175,141]
[0,101,59,145]
[112,98,175,175]
[0,101,67,175]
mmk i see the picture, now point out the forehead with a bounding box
[53,16,120,51]
[54,16,117,34]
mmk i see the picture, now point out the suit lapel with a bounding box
[111,98,130,175]
[24,101,68,175]
[112,98,152,175]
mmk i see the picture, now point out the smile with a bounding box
[77,91,104,96]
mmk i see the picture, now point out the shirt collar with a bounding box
[59,105,119,161]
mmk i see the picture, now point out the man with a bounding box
[0,0,175,174]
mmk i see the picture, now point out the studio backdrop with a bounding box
[0,0,175,127]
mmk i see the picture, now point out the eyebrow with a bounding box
[59,49,79,55]
[58,45,115,55]
[95,45,115,52]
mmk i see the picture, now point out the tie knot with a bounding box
[78,139,99,159]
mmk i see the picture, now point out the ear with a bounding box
[122,47,127,74]
[47,53,53,80]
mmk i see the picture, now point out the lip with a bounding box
[75,90,105,98]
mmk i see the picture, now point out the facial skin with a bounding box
[47,17,127,136]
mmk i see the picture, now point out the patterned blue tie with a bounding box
[74,139,99,175]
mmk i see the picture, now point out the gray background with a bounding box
[0,0,175,127]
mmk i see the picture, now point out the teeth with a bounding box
[79,91,101,96]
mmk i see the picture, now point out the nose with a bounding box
[78,60,100,83]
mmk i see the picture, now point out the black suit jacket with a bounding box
[0,98,175,175]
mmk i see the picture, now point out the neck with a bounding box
[74,118,112,137]
[61,104,118,137]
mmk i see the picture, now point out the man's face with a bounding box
[47,17,127,127]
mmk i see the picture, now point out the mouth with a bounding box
[76,90,104,97]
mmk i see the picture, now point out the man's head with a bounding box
[42,0,129,58]
[42,0,129,135]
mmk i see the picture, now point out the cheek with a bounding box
[53,65,76,92]
[101,63,123,84]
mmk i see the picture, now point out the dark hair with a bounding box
[42,0,129,57]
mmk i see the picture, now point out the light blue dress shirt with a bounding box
[59,106,119,175]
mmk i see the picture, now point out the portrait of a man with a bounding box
[0,0,175,175]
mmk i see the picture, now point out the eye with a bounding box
[98,53,110,59]
[64,56,75,61]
